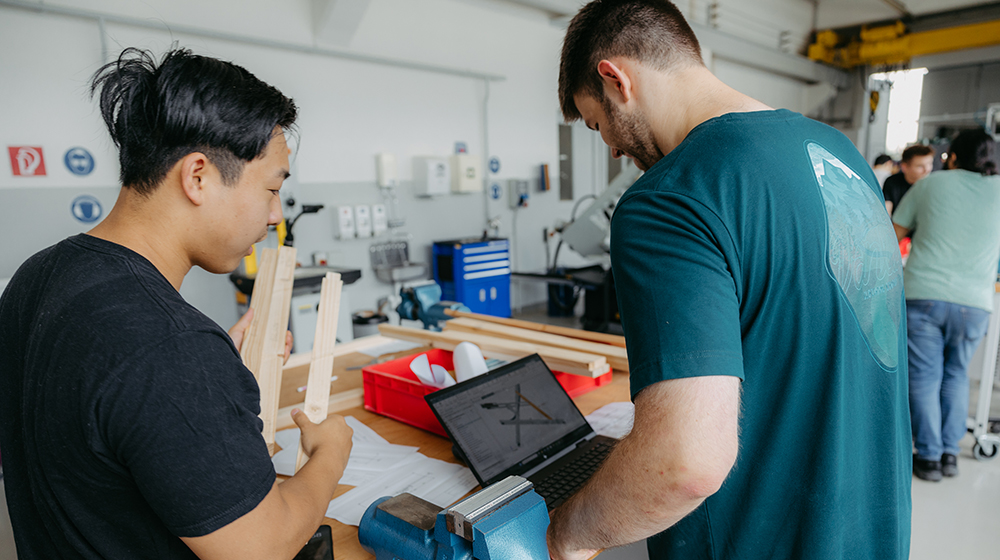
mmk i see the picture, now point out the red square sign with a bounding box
[8,146,47,176]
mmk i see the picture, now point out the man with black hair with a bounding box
[872,153,895,188]
[893,129,1000,482]
[883,144,934,215]
[0,48,353,559]
[550,2,910,559]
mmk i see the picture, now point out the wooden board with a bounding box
[296,273,343,472]
[443,309,626,348]
[275,388,365,431]
[444,317,630,373]
[378,324,610,377]
[240,248,278,378]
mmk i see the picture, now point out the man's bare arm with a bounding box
[181,410,353,560]
[893,223,910,242]
[548,375,741,560]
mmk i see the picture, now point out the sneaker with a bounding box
[941,453,958,477]
[913,456,943,482]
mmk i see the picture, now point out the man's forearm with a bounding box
[548,376,740,559]
[548,430,711,553]
[274,447,346,539]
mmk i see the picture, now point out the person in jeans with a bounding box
[893,129,1000,481]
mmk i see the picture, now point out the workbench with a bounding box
[276,336,631,560]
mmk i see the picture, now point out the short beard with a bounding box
[600,95,663,171]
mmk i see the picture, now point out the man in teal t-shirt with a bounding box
[892,129,1000,482]
[547,2,911,559]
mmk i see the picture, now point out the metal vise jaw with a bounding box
[358,476,550,560]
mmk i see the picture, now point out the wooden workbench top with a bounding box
[278,346,632,560]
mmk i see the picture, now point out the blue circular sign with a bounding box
[71,195,103,223]
[489,157,501,174]
[64,147,95,176]
[489,183,502,200]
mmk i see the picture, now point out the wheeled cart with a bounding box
[966,290,1000,461]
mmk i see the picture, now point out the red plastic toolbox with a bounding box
[362,348,613,437]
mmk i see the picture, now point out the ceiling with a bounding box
[500,0,999,30]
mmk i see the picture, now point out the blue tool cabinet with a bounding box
[433,238,511,318]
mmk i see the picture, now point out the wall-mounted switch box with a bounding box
[413,156,451,197]
[371,204,388,235]
[508,179,529,209]
[450,154,483,193]
[376,153,397,188]
[335,206,356,239]
[355,205,372,238]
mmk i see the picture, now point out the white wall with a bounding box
[1,0,841,329]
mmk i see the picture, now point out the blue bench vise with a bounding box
[358,476,550,560]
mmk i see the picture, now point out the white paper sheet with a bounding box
[273,416,479,527]
[325,455,479,526]
[585,401,635,440]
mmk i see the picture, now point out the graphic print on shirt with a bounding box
[808,142,902,370]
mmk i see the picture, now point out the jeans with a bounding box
[906,300,990,460]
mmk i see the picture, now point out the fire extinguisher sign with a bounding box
[8,146,47,176]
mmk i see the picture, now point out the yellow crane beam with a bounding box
[809,18,1000,68]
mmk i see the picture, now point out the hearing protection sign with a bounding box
[8,146,47,176]
[71,195,103,223]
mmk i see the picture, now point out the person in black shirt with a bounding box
[883,144,934,215]
[0,48,353,560]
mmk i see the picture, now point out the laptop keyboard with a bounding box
[533,440,614,509]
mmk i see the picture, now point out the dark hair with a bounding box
[873,154,893,166]
[900,144,933,163]
[559,0,702,121]
[91,47,297,194]
[949,129,997,176]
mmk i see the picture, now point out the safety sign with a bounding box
[64,147,95,176]
[489,157,501,174]
[8,146,47,176]
[71,195,103,224]
[489,183,502,200]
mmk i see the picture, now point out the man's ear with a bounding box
[597,59,633,104]
[178,152,210,206]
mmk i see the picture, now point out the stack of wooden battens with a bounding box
[378,309,627,377]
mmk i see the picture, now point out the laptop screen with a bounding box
[426,354,592,485]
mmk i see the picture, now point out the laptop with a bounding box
[425,354,617,510]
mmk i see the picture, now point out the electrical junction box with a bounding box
[413,156,451,197]
[376,153,397,187]
[371,204,388,235]
[335,206,356,239]
[355,205,372,238]
[508,179,529,209]
[450,154,483,193]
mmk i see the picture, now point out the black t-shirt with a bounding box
[882,171,913,215]
[0,235,275,559]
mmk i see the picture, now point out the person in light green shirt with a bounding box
[893,129,1000,481]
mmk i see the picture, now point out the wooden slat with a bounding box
[275,389,365,431]
[295,273,343,472]
[247,247,297,456]
[443,309,626,348]
[378,324,609,378]
[240,248,279,378]
[444,317,630,373]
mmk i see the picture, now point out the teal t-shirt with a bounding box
[610,110,911,560]
[892,169,1000,311]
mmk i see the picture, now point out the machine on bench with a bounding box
[358,476,549,560]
